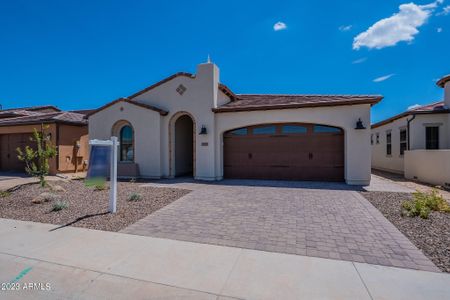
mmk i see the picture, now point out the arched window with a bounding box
[120,125,134,161]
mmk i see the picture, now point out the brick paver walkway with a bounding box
[122,179,439,272]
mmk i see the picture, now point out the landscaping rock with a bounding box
[50,185,66,193]
[32,192,60,204]
[1,180,189,232]
[361,191,450,273]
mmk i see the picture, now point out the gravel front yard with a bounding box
[361,191,450,273]
[0,180,190,232]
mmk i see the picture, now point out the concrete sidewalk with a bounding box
[0,219,449,299]
[0,173,65,192]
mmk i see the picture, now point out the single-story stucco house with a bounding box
[0,105,90,175]
[88,62,382,185]
[371,75,450,187]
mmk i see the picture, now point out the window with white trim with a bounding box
[400,129,407,155]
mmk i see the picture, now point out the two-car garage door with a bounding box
[223,123,344,182]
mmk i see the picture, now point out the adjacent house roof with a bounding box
[212,94,383,113]
[0,108,87,127]
[437,75,450,88]
[371,101,450,129]
[86,98,169,117]
[69,109,96,115]
[0,105,61,119]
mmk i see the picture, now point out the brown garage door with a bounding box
[223,123,344,182]
[0,133,34,171]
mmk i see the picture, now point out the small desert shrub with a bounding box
[93,183,107,191]
[0,191,10,198]
[402,189,450,219]
[127,193,142,202]
[129,178,136,184]
[52,200,68,211]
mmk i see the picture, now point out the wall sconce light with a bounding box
[355,118,366,130]
[199,125,207,135]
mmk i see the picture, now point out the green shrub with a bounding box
[0,191,10,198]
[93,183,107,191]
[127,193,142,202]
[402,189,450,219]
[16,126,56,187]
[52,200,68,211]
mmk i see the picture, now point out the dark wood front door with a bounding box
[223,123,344,182]
[0,133,33,171]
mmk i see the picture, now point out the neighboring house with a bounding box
[0,106,90,175]
[88,62,382,185]
[371,75,450,187]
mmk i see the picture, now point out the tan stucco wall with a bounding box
[371,113,450,174]
[90,63,374,185]
[131,63,220,179]
[405,150,450,187]
[88,101,162,178]
[57,124,89,173]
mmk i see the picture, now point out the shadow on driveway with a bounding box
[143,177,365,191]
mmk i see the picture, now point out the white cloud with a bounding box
[352,57,367,64]
[437,27,443,32]
[273,22,287,31]
[373,74,395,82]
[408,104,422,110]
[353,1,442,50]
[339,25,352,31]
[438,5,450,14]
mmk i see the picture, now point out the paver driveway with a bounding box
[122,179,438,272]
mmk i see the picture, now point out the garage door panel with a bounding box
[224,123,344,182]
[0,133,34,172]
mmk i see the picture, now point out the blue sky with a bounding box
[0,0,449,123]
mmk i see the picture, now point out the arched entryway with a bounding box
[171,114,195,177]
[223,123,345,182]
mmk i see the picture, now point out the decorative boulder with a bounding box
[32,192,60,204]
[50,185,66,193]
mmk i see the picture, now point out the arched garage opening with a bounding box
[223,123,344,182]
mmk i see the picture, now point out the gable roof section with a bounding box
[0,111,87,127]
[86,98,168,117]
[212,94,383,113]
[371,101,450,129]
[127,72,237,100]
[92,72,382,116]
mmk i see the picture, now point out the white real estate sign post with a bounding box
[88,137,118,213]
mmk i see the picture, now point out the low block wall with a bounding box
[404,150,450,188]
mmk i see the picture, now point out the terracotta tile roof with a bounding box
[68,109,96,115]
[213,94,383,113]
[371,101,450,129]
[0,105,60,113]
[0,111,87,127]
[93,71,382,116]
